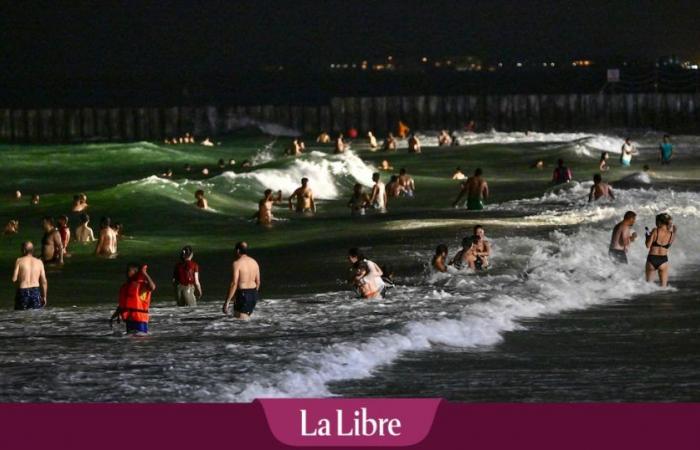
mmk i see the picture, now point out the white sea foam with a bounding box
[224,186,700,401]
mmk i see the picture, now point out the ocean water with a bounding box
[0,129,698,402]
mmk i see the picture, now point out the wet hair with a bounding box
[100,216,111,228]
[372,172,380,181]
[399,168,406,175]
[461,237,471,248]
[58,214,69,224]
[218,158,225,166]
[348,247,365,260]
[436,244,448,255]
[473,224,484,234]
[80,213,90,224]
[600,152,608,160]
[301,177,309,184]
[42,216,54,226]
[656,213,672,227]
[235,241,248,255]
[593,173,602,183]
[21,241,34,256]
[264,189,273,196]
[623,211,636,220]
[353,183,363,193]
[474,168,483,176]
[195,189,205,198]
[180,245,193,261]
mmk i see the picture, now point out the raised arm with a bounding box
[645,228,656,249]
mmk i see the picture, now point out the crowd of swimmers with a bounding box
[164,132,216,147]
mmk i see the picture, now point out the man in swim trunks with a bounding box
[609,211,637,264]
[95,216,118,257]
[288,177,316,214]
[453,168,489,210]
[588,173,615,202]
[12,241,47,310]
[398,168,416,197]
[223,242,261,319]
[41,217,64,265]
[257,189,283,226]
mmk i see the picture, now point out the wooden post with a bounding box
[39,109,53,142]
[373,97,388,135]
[82,108,95,139]
[0,109,12,141]
[303,106,319,135]
[109,108,122,141]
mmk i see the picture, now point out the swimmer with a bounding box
[71,193,88,212]
[453,168,488,210]
[14,190,21,200]
[161,168,174,178]
[609,211,637,264]
[407,134,421,153]
[335,133,346,154]
[75,213,95,243]
[218,159,226,169]
[195,190,209,209]
[382,133,397,151]
[173,246,202,307]
[438,130,452,146]
[552,158,573,184]
[201,137,214,147]
[354,262,382,300]
[659,135,673,164]
[398,168,416,197]
[110,263,156,334]
[452,167,466,180]
[31,194,40,205]
[368,131,378,150]
[222,242,261,319]
[620,137,635,167]
[57,215,71,258]
[530,159,544,169]
[228,159,236,167]
[95,216,118,257]
[288,178,316,214]
[449,237,471,269]
[645,213,676,287]
[432,244,448,272]
[12,241,47,310]
[378,159,394,171]
[347,248,386,297]
[41,217,63,265]
[397,121,410,138]
[4,219,19,235]
[257,189,283,226]
[201,168,210,176]
[386,175,405,198]
[184,164,192,173]
[348,183,369,216]
[471,225,491,268]
[599,152,610,171]
[368,173,387,213]
[316,132,331,144]
[588,173,615,202]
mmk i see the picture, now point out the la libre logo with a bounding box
[300,407,402,437]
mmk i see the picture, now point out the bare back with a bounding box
[233,255,260,290]
[13,256,45,289]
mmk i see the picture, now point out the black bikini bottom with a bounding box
[646,254,669,270]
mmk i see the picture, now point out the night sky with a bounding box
[1,0,699,81]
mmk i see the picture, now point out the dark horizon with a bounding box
[2,1,700,83]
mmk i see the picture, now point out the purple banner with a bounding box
[0,402,699,449]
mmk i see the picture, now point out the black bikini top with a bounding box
[652,231,674,249]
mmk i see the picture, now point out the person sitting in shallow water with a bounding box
[4,219,19,235]
[194,190,209,209]
[75,213,95,243]
[257,189,283,226]
[432,244,448,272]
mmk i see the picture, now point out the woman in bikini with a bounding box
[645,213,676,287]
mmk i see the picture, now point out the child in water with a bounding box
[194,190,208,209]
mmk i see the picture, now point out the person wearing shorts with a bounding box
[173,246,202,306]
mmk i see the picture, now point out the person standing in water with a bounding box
[659,135,673,165]
[367,131,378,150]
[111,263,156,334]
[398,168,416,197]
[194,190,209,209]
[552,159,573,184]
[347,248,386,297]
[288,178,316,214]
[75,213,95,243]
[599,152,610,172]
[257,189,283,226]
[432,244,449,272]
[12,242,47,310]
[386,175,405,198]
[335,133,346,154]
[407,134,421,153]
[95,216,118,257]
[453,168,488,210]
[620,137,635,167]
[57,215,71,258]
[588,174,615,202]
[354,262,382,300]
[609,211,637,264]
[222,242,261,319]
[348,183,369,216]
[41,217,64,265]
[383,133,397,151]
[471,225,491,268]
[645,213,676,287]
[368,173,387,213]
[173,246,202,307]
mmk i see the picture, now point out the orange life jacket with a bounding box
[118,274,152,323]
